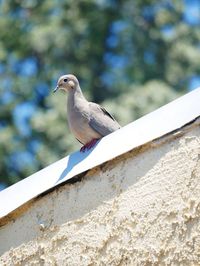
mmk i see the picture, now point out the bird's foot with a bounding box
[80,139,99,152]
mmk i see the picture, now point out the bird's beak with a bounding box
[53,85,59,93]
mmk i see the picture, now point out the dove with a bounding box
[54,74,121,152]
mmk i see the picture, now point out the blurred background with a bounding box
[0,0,200,189]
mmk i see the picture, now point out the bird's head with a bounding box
[54,74,79,93]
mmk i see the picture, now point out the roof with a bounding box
[0,87,200,220]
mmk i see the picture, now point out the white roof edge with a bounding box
[0,87,200,219]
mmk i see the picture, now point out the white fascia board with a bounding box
[0,87,200,219]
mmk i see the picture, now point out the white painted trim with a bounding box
[0,87,200,219]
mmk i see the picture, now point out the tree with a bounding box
[0,0,199,187]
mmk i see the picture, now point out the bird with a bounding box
[54,74,121,152]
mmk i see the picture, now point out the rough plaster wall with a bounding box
[1,123,200,265]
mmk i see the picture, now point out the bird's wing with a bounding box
[76,138,84,145]
[89,102,121,137]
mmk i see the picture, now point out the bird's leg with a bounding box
[80,138,99,152]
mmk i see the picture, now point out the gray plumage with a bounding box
[54,74,121,150]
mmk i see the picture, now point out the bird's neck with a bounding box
[67,86,87,109]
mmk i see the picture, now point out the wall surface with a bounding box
[0,120,200,265]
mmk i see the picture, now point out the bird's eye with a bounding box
[63,78,68,82]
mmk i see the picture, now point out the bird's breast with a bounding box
[67,102,101,144]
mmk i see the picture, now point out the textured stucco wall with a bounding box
[0,120,200,265]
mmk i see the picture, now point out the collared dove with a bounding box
[54,74,121,152]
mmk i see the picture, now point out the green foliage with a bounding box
[0,0,199,187]
[103,80,181,125]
